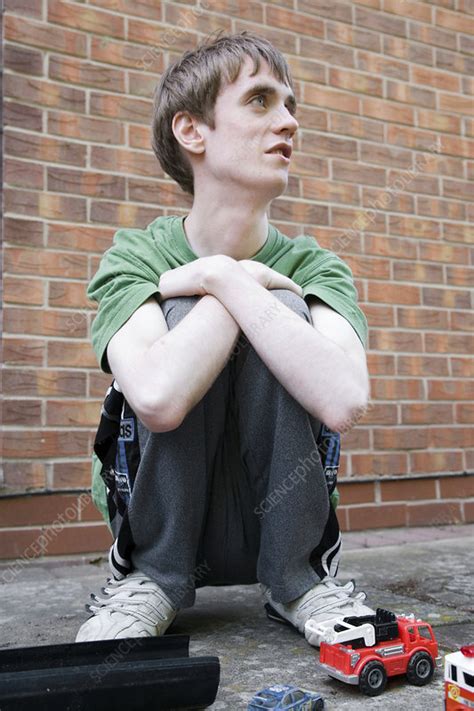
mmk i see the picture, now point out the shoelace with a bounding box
[297,577,368,620]
[86,574,174,624]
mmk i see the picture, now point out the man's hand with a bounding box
[157,255,236,302]
[238,260,303,297]
[159,256,303,301]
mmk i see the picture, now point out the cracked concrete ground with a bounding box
[0,523,473,710]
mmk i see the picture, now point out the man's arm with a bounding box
[107,293,241,433]
[107,255,303,432]
[202,263,369,433]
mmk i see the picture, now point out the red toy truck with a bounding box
[316,608,440,696]
[444,644,474,709]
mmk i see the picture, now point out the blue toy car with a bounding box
[247,684,324,710]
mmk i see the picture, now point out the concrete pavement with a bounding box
[1,523,473,710]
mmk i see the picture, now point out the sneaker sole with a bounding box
[264,603,302,635]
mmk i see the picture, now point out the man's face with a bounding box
[197,55,299,200]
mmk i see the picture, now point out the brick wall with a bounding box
[2,0,474,559]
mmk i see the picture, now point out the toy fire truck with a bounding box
[314,608,440,696]
[444,644,474,709]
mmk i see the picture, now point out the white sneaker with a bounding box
[261,576,375,647]
[75,571,178,642]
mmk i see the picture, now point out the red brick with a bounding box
[368,282,421,306]
[47,340,97,368]
[362,97,414,125]
[417,108,461,134]
[4,15,87,56]
[464,502,474,524]
[447,266,474,288]
[348,504,406,530]
[3,461,46,489]
[401,403,453,425]
[47,167,126,200]
[4,0,43,18]
[0,493,88,527]
[332,160,385,187]
[299,0,352,21]
[455,404,474,424]
[384,0,432,23]
[407,501,463,526]
[428,379,474,401]
[397,307,449,330]
[4,101,43,131]
[390,215,441,240]
[329,114,384,142]
[47,223,114,253]
[423,286,471,310]
[410,451,464,475]
[363,42,413,76]
[374,427,429,450]
[397,355,449,377]
[426,427,473,449]
[52,461,91,488]
[4,306,88,338]
[443,222,474,244]
[41,523,113,556]
[371,378,423,400]
[451,358,474,378]
[4,43,44,75]
[5,158,44,191]
[89,371,114,397]
[48,280,91,309]
[329,67,383,96]
[409,22,457,51]
[300,36,355,69]
[369,330,423,352]
[436,6,474,33]
[418,196,466,222]
[4,276,44,306]
[48,110,124,144]
[425,333,474,355]
[366,353,395,375]
[2,399,42,426]
[49,54,125,92]
[91,0,162,20]
[2,430,90,458]
[2,369,86,397]
[48,0,125,38]
[363,304,395,328]
[5,246,88,278]
[440,475,474,499]
[5,130,86,166]
[351,452,408,477]
[46,399,101,427]
[4,73,85,112]
[304,85,360,114]
[380,478,437,502]
[2,337,45,366]
[451,311,474,331]
[387,80,436,108]
[337,482,375,505]
[4,217,44,247]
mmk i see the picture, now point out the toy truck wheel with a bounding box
[313,699,324,711]
[358,661,387,696]
[406,651,434,686]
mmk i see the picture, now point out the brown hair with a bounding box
[151,30,295,196]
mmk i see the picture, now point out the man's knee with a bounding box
[160,294,200,329]
[269,288,312,323]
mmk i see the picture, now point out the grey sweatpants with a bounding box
[128,289,334,609]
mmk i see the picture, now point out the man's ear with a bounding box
[172,111,205,155]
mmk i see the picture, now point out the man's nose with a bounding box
[274,104,299,135]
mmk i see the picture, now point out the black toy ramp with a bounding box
[0,635,220,711]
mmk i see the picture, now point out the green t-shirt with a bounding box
[87,215,368,374]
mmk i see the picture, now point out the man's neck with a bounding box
[183,199,270,261]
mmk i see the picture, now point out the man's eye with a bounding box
[251,94,266,107]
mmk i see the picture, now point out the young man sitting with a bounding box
[76,31,374,647]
